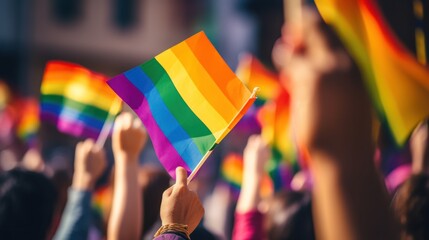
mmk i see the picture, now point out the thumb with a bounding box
[175,167,188,188]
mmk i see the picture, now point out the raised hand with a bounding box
[112,112,147,162]
[160,167,204,234]
[243,135,270,178]
[72,139,107,191]
[108,112,147,240]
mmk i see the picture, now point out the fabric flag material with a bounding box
[108,31,257,179]
[15,98,40,145]
[0,81,11,110]
[236,54,281,101]
[315,0,429,145]
[41,61,121,139]
[221,153,273,198]
[236,54,299,188]
[257,88,299,189]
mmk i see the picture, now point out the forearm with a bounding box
[53,189,92,240]
[310,149,398,240]
[108,157,142,240]
[411,121,429,174]
[236,172,262,213]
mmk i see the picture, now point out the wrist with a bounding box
[155,223,190,240]
[72,173,96,191]
[114,152,140,165]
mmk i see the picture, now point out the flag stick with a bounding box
[187,87,259,182]
[95,98,121,150]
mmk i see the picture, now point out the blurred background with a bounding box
[0,0,425,196]
[1,0,428,239]
[0,0,286,95]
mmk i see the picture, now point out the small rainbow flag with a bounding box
[236,55,298,188]
[108,32,257,179]
[41,61,121,139]
[221,153,273,198]
[0,81,11,110]
[236,54,280,101]
[15,98,40,145]
[315,0,429,145]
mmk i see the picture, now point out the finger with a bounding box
[133,118,143,128]
[76,141,83,152]
[163,186,174,198]
[121,112,133,129]
[175,167,188,188]
[113,113,125,134]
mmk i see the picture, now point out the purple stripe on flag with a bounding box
[41,112,100,139]
[108,74,191,178]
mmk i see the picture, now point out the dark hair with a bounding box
[393,173,429,240]
[0,168,57,240]
[265,190,315,240]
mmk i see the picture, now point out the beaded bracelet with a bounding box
[154,223,191,240]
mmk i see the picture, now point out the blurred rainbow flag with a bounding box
[0,81,11,110]
[41,61,121,139]
[315,0,429,145]
[221,153,274,198]
[108,32,257,179]
[15,98,40,145]
[92,185,112,223]
[236,54,298,188]
[236,54,280,101]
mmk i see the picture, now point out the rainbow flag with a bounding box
[108,32,257,179]
[236,54,280,101]
[257,88,299,189]
[15,98,40,145]
[92,185,112,223]
[220,153,273,198]
[41,61,121,139]
[315,0,429,145]
[236,55,299,188]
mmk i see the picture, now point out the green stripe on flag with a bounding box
[141,58,216,154]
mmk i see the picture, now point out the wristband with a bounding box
[154,223,190,240]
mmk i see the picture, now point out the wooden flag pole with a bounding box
[95,98,121,150]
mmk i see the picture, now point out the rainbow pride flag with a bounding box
[41,61,121,139]
[315,0,429,145]
[236,54,280,101]
[221,153,273,198]
[15,98,40,145]
[108,32,257,179]
[236,55,298,188]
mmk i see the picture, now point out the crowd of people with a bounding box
[1,5,428,240]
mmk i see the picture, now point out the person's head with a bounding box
[393,173,429,240]
[0,168,57,240]
[264,190,315,240]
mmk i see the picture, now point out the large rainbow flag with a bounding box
[108,31,257,179]
[41,61,121,140]
[315,0,429,145]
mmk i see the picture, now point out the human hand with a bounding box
[72,139,107,191]
[112,112,147,162]
[21,148,45,172]
[278,8,372,156]
[160,167,204,234]
[410,121,429,174]
[243,135,270,179]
